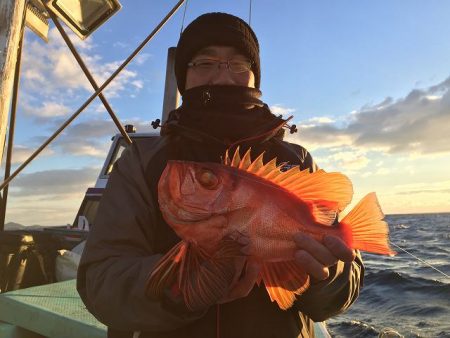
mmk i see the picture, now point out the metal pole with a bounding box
[0,0,186,192]
[45,7,132,145]
[0,0,26,231]
[162,47,180,123]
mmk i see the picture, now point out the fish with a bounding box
[146,147,395,311]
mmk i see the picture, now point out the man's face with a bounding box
[185,45,256,90]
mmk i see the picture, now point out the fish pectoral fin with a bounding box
[261,261,310,310]
[309,203,338,226]
[181,240,242,311]
[146,241,189,299]
[146,240,241,311]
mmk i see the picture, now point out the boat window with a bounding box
[105,139,127,175]
[72,195,101,229]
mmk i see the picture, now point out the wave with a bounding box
[393,223,410,229]
[364,270,450,294]
[327,320,379,338]
[331,213,450,338]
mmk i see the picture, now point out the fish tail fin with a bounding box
[340,192,396,256]
[146,240,241,311]
[261,261,310,310]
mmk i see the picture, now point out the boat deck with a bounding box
[0,279,330,338]
[0,280,106,338]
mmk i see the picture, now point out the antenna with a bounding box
[248,0,253,25]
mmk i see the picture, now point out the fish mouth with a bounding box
[161,204,224,226]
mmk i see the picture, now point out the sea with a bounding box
[327,213,450,338]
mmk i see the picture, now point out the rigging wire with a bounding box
[180,0,190,35]
[390,241,450,279]
[248,0,253,25]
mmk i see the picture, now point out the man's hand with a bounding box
[217,234,355,304]
[217,260,261,304]
[294,234,356,282]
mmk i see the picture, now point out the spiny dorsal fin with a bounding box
[239,148,252,170]
[224,147,353,214]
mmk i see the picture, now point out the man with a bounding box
[77,12,364,338]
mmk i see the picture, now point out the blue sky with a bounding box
[3,0,450,225]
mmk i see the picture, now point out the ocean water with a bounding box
[327,213,450,338]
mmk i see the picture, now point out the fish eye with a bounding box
[197,169,219,190]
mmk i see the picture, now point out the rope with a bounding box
[390,241,450,279]
[180,0,190,35]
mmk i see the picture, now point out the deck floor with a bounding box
[0,279,106,338]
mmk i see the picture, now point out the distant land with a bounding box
[4,222,47,230]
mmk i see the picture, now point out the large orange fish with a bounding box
[146,148,395,311]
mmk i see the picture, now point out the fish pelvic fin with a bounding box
[340,192,396,256]
[146,241,188,300]
[146,240,242,311]
[261,261,310,310]
[224,148,353,220]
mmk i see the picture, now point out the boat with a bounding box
[0,1,333,337]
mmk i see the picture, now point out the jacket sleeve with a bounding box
[294,252,364,321]
[76,140,206,332]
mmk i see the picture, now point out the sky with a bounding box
[2,0,450,226]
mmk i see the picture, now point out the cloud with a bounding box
[9,167,99,197]
[6,200,82,226]
[270,104,296,117]
[328,150,370,171]
[53,118,155,157]
[84,58,140,99]
[5,165,99,225]
[132,80,144,89]
[6,145,54,165]
[396,188,450,195]
[393,180,450,193]
[113,41,129,49]
[21,28,145,114]
[135,53,152,65]
[308,117,335,125]
[22,101,71,119]
[288,76,450,156]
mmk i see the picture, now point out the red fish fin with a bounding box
[310,203,338,226]
[261,261,310,310]
[289,170,353,212]
[224,149,353,212]
[180,240,242,311]
[340,192,396,256]
[146,241,188,299]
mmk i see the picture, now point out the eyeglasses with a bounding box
[187,58,253,74]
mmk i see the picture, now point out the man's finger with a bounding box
[294,233,338,267]
[294,250,329,281]
[323,235,355,262]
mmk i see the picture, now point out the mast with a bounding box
[162,47,180,123]
[0,0,26,167]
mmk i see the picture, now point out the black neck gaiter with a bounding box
[162,85,287,146]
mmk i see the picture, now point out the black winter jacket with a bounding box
[77,132,364,338]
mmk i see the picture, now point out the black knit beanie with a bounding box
[175,12,260,94]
